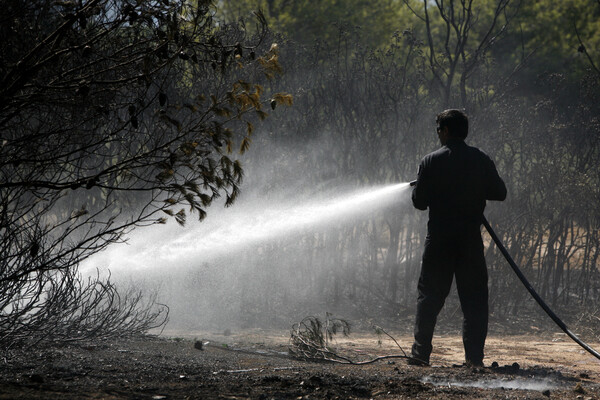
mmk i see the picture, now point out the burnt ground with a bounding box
[1,329,600,399]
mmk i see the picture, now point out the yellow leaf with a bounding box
[238,80,251,91]
[256,110,268,120]
[214,107,232,117]
[240,137,251,154]
[175,209,186,226]
[274,93,294,106]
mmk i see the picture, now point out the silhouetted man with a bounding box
[410,109,506,367]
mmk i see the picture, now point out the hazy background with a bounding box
[85,0,600,337]
[3,0,600,344]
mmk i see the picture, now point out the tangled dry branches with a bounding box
[289,314,413,365]
[0,268,168,351]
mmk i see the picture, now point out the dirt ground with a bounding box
[1,329,600,399]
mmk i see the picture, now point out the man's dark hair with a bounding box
[436,109,469,139]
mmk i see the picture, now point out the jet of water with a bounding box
[83,182,412,274]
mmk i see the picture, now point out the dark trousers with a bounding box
[412,228,488,364]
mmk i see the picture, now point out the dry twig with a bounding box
[289,314,413,365]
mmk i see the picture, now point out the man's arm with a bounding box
[485,157,507,201]
[412,162,429,210]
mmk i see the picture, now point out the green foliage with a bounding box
[218,0,410,49]
[225,0,599,104]
[491,0,600,85]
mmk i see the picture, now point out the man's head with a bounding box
[436,109,469,144]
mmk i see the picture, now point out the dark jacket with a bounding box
[412,138,506,235]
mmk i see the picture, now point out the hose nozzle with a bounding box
[409,180,417,187]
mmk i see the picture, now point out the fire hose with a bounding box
[482,216,600,361]
[409,180,600,361]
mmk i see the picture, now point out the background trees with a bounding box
[3,0,599,342]
[218,0,406,49]
[167,0,600,335]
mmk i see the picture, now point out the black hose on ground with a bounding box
[482,216,600,361]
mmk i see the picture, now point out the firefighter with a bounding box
[410,109,507,367]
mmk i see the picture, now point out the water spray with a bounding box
[409,180,600,361]
[84,181,413,274]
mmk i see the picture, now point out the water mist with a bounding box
[82,182,415,330]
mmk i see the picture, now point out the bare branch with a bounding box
[574,23,600,76]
